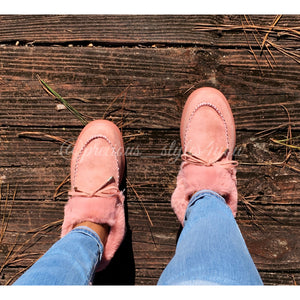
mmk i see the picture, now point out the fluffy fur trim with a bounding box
[171,162,237,225]
[61,192,125,271]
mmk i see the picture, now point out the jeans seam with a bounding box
[71,226,104,281]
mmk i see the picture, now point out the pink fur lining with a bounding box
[171,162,237,225]
[61,192,125,271]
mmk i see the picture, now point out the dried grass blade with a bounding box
[64,97,92,103]
[18,131,74,145]
[245,15,274,69]
[266,44,277,65]
[0,216,62,283]
[0,186,17,244]
[194,23,300,36]
[239,161,285,166]
[37,75,88,125]
[267,40,300,64]
[270,138,300,150]
[275,136,300,143]
[103,84,132,119]
[27,219,63,234]
[4,233,19,260]
[0,184,10,243]
[53,174,70,200]
[122,132,145,139]
[5,261,37,285]
[5,219,62,263]
[126,178,153,227]
[243,15,275,69]
[254,123,291,137]
[286,165,300,173]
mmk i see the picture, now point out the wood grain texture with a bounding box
[0,47,299,130]
[1,127,299,203]
[0,15,299,285]
[0,15,298,48]
[0,200,299,285]
[0,127,299,284]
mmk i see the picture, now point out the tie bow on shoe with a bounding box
[181,149,238,168]
[69,176,122,201]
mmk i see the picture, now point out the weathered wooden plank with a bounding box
[0,123,299,285]
[1,176,299,283]
[0,15,298,48]
[1,198,299,234]
[0,47,299,130]
[1,127,299,204]
[0,199,299,285]
[1,34,299,285]
[0,46,194,129]
[2,266,299,285]
[256,271,300,285]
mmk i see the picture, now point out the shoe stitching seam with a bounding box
[73,135,120,188]
[184,102,230,153]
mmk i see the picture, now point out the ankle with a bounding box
[74,221,110,245]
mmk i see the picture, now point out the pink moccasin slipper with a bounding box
[61,120,126,271]
[171,87,238,225]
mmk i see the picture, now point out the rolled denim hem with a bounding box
[189,189,226,207]
[71,226,104,257]
[184,190,227,226]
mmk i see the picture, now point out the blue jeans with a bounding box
[14,227,103,285]
[158,190,263,285]
[14,190,263,285]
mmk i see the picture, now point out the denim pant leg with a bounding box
[158,190,263,285]
[13,226,103,285]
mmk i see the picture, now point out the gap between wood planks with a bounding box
[0,39,285,50]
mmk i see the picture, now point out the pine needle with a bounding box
[245,15,274,69]
[260,15,282,55]
[266,40,300,64]
[126,178,153,227]
[102,84,132,119]
[194,17,300,65]
[241,17,263,74]
[194,23,300,37]
[0,217,62,280]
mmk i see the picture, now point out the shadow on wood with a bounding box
[93,162,136,285]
